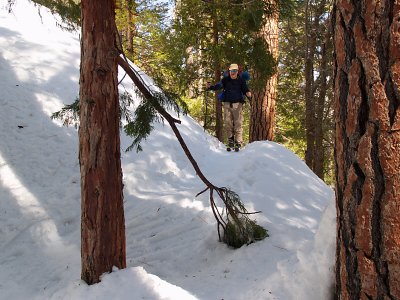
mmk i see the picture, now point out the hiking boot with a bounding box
[234,143,241,152]
[228,137,235,148]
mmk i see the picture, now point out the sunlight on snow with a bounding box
[293,201,311,212]
[0,153,47,218]
[276,201,289,210]
[135,267,198,300]
[0,153,63,247]
[34,92,64,117]
[1,6,79,120]
[178,198,205,210]
[286,216,318,231]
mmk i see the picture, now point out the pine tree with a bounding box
[249,0,279,142]
[276,0,334,183]
[115,0,168,75]
[79,0,126,285]
[304,0,334,179]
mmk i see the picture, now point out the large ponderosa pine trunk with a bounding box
[79,0,126,284]
[249,0,279,142]
[333,1,400,299]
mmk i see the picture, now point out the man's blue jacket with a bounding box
[208,75,249,103]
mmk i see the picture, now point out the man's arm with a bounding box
[241,78,251,99]
[207,81,223,91]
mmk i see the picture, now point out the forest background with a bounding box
[26,0,334,184]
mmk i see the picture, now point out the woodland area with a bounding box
[8,0,399,299]
[30,0,335,183]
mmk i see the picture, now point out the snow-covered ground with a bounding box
[0,1,336,299]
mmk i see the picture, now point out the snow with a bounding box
[0,1,336,299]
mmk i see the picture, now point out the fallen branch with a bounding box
[117,56,268,247]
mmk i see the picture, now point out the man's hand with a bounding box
[246,91,252,99]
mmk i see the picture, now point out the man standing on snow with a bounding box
[207,63,252,151]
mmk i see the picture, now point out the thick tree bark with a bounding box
[333,0,400,299]
[249,0,278,142]
[79,0,126,285]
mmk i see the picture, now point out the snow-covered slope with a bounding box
[0,1,336,299]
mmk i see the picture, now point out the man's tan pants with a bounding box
[223,102,243,144]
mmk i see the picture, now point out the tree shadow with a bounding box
[0,25,81,298]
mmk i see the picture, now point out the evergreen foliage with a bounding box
[51,98,79,128]
[51,87,185,153]
[276,0,334,184]
[30,0,80,30]
[275,1,306,155]
[155,0,279,140]
[222,188,268,248]
[197,186,268,249]
[24,0,168,73]
[123,89,186,152]
[124,98,158,152]
[164,0,277,88]
[115,0,169,77]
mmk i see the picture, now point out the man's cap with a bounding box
[229,63,239,70]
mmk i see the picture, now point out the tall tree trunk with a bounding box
[80,0,126,285]
[126,0,134,56]
[212,11,223,142]
[304,0,328,172]
[333,0,400,299]
[314,19,330,180]
[304,0,317,168]
[214,66,223,140]
[249,0,279,142]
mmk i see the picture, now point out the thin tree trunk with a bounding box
[212,12,223,142]
[333,0,400,298]
[304,0,328,172]
[126,0,134,56]
[314,19,330,180]
[304,0,316,168]
[249,0,279,142]
[214,66,223,140]
[80,0,126,285]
